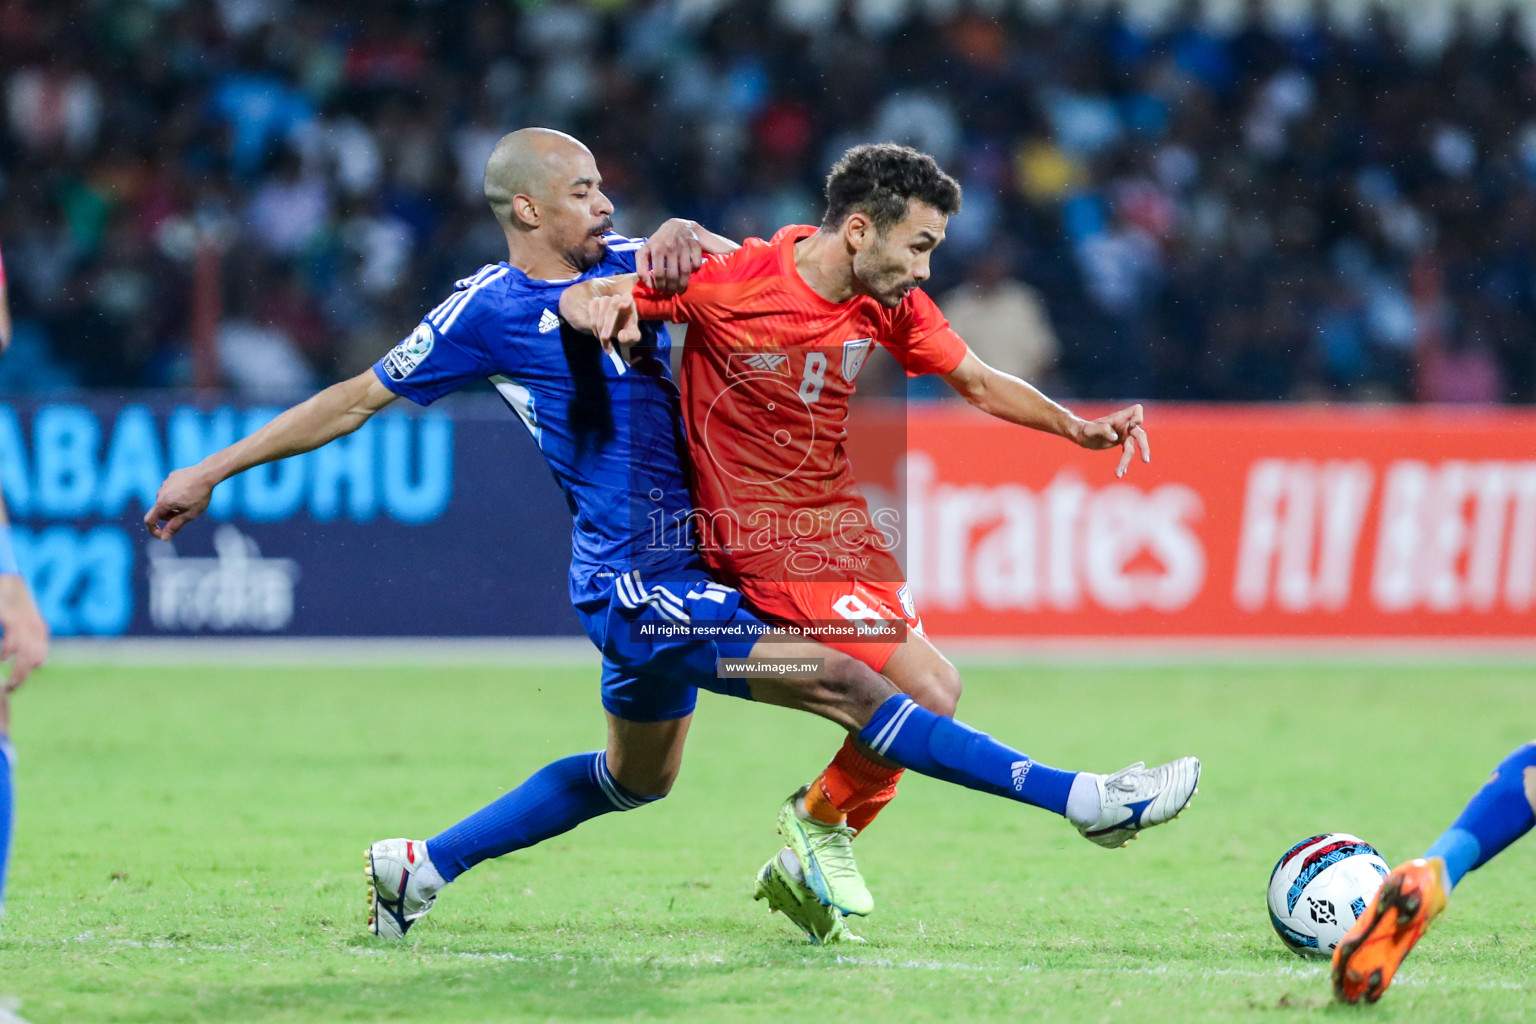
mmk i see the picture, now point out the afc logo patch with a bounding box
[896,583,916,620]
[382,323,435,381]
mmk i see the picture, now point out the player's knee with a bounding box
[635,773,677,800]
[817,651,891,725]
[606,751,681,801]
[905,662,962,717]
[611,763,678,801]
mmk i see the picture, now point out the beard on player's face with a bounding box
[559,213,613,272]
[854,242,919,308]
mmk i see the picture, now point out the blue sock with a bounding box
[0,736,12,916]
[857,695,1077,816]
[1425,742,1536,889]
[425,751,659,881]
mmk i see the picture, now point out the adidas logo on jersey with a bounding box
[538,309,560,334]
[1010,759,1033,792]
[728,352,790,376]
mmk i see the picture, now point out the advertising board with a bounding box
[2,397,1530,640]
[0,396,577,636]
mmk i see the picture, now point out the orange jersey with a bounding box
[633,224,967,586]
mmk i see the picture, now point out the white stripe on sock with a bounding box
[874,699,920,757]
[594,753,641,810]
[867,697,914,754]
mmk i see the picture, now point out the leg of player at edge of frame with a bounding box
[364,633,1199,940]
[1333,740,1536,1005]
[0,695,14,924]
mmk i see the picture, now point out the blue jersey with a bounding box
[372,235,699,598]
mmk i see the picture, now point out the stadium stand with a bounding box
[2,0,1535,403]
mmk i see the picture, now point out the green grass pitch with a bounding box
[1,655,1534,1022]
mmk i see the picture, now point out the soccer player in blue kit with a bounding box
[0,248,51,924]
[146,128,1198,945]
[0,489,46,926]
[1333,740,1536,1003]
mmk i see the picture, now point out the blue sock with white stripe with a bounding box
[858,695,1078,817]
[1425,742,1536,890]
[0,735,12,917]
[425,751,659,881]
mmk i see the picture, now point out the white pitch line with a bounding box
[22,937,1536,993]
[0,998,31,1024]
[342,947,1536,989]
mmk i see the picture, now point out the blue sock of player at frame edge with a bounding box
[0,735,13,916]
[857,694,1083,818]
[1424,741,1536,890]
[424,751,660,882]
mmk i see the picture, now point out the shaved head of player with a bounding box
[798,144,962,309]
[484,127,615,277]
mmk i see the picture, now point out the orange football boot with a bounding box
[1331,857,1449,1004]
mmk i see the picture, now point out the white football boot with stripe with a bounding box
[1077,757,1201,849]
[366,838,443,939]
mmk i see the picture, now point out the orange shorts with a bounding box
[734,577,924,673]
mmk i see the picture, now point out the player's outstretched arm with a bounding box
[144,370,399,540]
[941,349,1151,477]
[559,274,644,347]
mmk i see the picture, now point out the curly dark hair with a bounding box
[821,144,962,233]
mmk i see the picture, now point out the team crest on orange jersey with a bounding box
[728,351,791,376]
[842,338,873,381]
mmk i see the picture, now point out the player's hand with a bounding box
[0,574,48,693]
[637,219,705,293]
[1072,403,1151,478]
[145,466,216,540]
[589,293,643,349]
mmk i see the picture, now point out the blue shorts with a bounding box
[574,566,772,723]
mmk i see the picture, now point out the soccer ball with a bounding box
[1266,833,1389,959]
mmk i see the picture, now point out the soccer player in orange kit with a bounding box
[561,144,1192,939]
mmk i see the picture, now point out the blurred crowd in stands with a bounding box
[2,0,1535,403]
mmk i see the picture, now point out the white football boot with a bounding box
[1077,757,1201,849]
[366,838,443,939]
